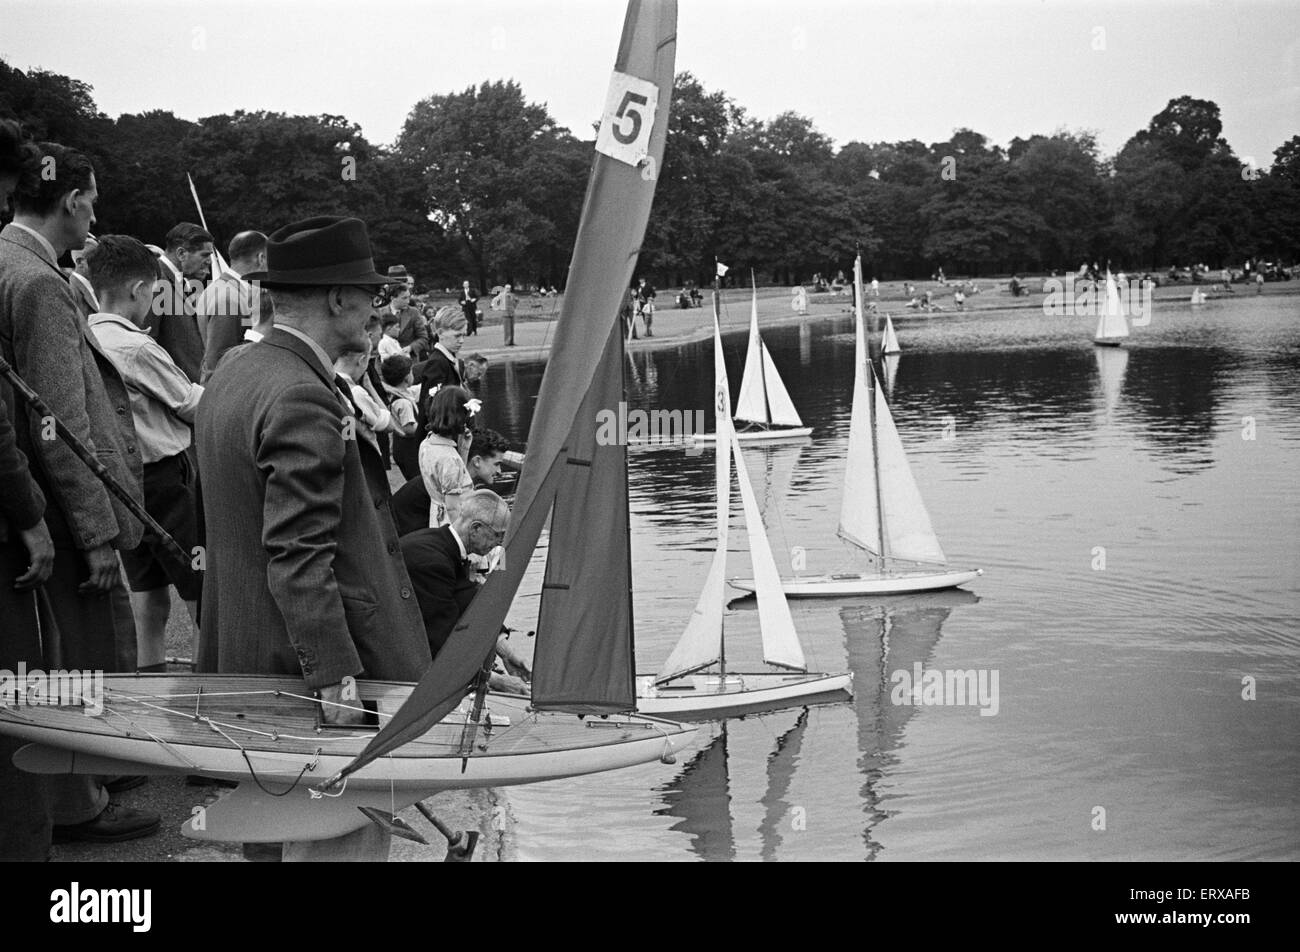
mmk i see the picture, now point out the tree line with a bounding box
[2,59,1297,291]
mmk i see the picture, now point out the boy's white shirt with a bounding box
[337,369,392,432]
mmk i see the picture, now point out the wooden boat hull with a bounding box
[635,671,853,721]
[729,567,983,597]
[0,674,696,841]
[1093,339,1125,347]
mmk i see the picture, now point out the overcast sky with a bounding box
[2,0,1296,166]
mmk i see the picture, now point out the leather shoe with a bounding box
[52,802,161,844]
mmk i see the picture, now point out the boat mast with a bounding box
[714,262,727,679]
[863,268,887,572]
[620,306,636,687]
[753,270,772,426]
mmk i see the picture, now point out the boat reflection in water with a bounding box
[839,589,979,860]
[1094,342,1129,424]
[656,728,735,861]
[655,708,812,862]
[654,589,977,861]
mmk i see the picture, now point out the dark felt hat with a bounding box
[246,216,392,287]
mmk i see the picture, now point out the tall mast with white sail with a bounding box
[731,250,980,598]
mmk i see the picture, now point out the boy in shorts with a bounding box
[86,236,204,669]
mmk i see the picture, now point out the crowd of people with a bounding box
[0,121,527,862]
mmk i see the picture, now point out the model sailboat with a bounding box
[882,315,901,355]
[636,301,852,719]
[0,0,695,844]
[1093,271,1130,346]
[731,253,981,598]
[699,279,811,442]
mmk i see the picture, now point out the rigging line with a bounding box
[204,718,319,797]
[646,717,688,762]
[123,698,362,744]
[310,775,348,799]
[101,708,200,768]
[102,689,283,702]
[276,690,395,720]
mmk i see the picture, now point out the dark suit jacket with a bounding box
[153,257,204,383]
[400,525,478,659]
[0,224,143,552]
[389,304,430,358]
[415,347,463,426]
[195,327,432,687]
[390,474,432,537]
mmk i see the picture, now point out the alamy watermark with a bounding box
[890,663,999,716]
[596,401,706,455]
[0,663,104,716]
[1042,274,1153,326]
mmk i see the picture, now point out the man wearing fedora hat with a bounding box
[383,265,430,361]
[196,216,432,861]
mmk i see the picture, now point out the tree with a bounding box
[1131,96,1229,173]
[95,110,197,239]
[641,72,746,284]
[1013,131,1106,270]
[394,80,583,291]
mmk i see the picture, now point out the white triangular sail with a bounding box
[839,254,946,565]
[882,315,901,354]
[759,344,804,426]
[732,429,806,671]
[1094,272,1130,341]
[873,373,947,564]
[882,353,900,397]
[734,289,769,423]
[733,283,803,427]
[657,313,731,683]
[839,256,881,553]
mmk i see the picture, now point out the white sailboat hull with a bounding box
[692,425,813,443]
[729,567,983,597]
[0,675,696,841]
[635,671,853,721]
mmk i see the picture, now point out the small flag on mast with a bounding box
[716,261,730,278]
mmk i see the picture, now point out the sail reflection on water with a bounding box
[1094,343,1129,424]
[839,590,979,860]
[758,708,810,862]
[656,728,735,862]
[655,707,811,862]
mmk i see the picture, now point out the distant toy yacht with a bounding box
[731,253,981,598]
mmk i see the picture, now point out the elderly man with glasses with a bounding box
[196,216,432,862]
[400,488,529,692]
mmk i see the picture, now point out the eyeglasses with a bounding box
[346,285,395,309]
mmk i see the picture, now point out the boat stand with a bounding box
[357,804,480,862]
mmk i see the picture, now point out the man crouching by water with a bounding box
[401,489,530,694]
[196,217,431,861]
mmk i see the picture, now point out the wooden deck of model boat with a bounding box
[0,674,695,785]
